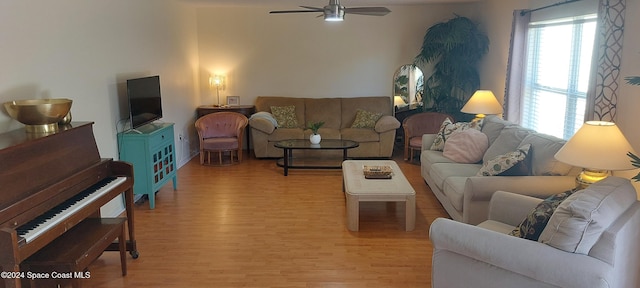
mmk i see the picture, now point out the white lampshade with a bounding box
[554,121,636,171]
[394,96,406,107]
[461,90,503,117]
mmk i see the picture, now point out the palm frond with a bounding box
[625,76,640,86]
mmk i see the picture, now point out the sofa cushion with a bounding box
[430,118,482,151]
[421,150,456,176]
[519,133,572,176]
[482,126,532,163]
[341,97,391,129]
[303,128,341,140]
[271,105,299,128]
[351,109,383,128]
[304,98,342,129]
[477,144,531,176]
[430,163,482,191]
[481,115,515,146]
[341,128,379,142]
[509,188,578,240]
[443,129,489,164]
[539,177,636,254]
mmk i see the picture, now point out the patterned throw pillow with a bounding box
[509,188,579,240]
[430,118,483,151]
[270,106,298,128]
[476,144,531,176]
[351,109,383,128]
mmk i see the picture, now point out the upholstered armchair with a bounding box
[402,112,453,161]
[429,177,640,288]
[195,112,249,165]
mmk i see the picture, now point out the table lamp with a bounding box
[209,75,224,106]
[461,90,503,119]
[554,121,637,188]
[394,96,406,109]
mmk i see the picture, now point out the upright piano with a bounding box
[0,122,138,288]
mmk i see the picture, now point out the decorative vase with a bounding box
[310,134,321,144]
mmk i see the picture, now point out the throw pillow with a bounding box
[519,133,573,176]
[442,129,489,163]
[351,109,383,128]
[509,188,579,240]
[476,144,531,176]
[538,177,636,254]
[270,105,298,128]
[430,118,483,151]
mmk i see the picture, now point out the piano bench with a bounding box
[21,218,127,288]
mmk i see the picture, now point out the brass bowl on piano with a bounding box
[4,98,73,133]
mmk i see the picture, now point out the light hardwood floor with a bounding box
[87,149,449,287]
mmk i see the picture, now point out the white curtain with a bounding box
[503,10,530,123]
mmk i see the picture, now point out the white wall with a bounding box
[0,0,200,215]
[0,0,201,164]
[194,4,477,104]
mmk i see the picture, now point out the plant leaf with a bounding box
[625,76,640,86]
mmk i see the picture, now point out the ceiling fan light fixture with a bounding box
[324,5,344,21]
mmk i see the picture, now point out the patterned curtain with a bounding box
[586,0,627,121]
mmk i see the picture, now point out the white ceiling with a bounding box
[179,0,478,7]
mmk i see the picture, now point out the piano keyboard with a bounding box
[16,176,127,243]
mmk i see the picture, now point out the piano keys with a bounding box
[0,122,138,288]
[16,177,127,244]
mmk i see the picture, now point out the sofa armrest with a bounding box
[488,191,543,226]
[430,218,611,288]
[249,118,276,134]
[374,115,400,133]
[422,134,437,150]
[462,176,576,224]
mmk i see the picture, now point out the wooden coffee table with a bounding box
[342,160,416,231]
[274,139,359,176]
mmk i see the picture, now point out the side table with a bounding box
[196,105,256,150]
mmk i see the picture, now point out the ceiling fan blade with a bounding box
[270,6,323,14]
[270,10,322,14]
[299,6,322,10]
[344,7,391,16]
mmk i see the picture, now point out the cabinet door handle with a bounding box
[162,135,165,139]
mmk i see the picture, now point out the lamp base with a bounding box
[575,169,609,189]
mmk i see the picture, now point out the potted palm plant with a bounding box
[414,15,489,121]
[307,121,325,144]
[626,76,640,181]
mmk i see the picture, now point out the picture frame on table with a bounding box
[227,96,240,106]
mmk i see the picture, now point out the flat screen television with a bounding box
[127,75,163,129]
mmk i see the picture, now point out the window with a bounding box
[521,15,596,139]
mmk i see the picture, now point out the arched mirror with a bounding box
[393,64,424,109]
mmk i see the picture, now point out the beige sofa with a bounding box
[421,115,580,224]
[249,96,400,158]
[430,177,640,288]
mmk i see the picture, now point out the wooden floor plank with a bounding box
[87,149,449,287]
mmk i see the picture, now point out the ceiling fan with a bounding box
[270,0,391,22]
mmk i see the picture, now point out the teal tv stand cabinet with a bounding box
[117,122,177,209]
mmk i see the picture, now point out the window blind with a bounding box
[521,15,596,139]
